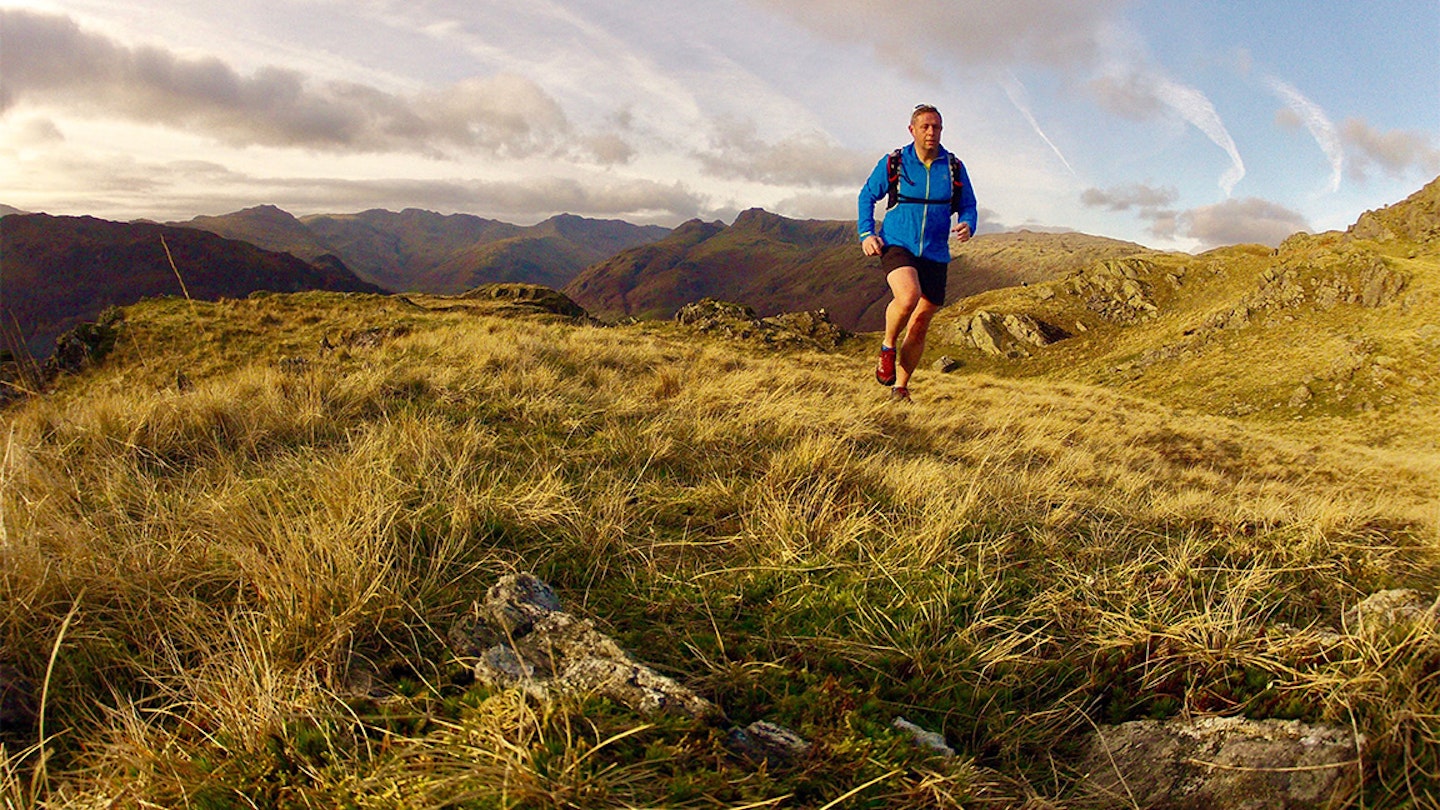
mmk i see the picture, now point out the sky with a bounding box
[2,0,1438,251]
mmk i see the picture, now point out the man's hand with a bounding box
[951,222,972,243]
[862,235,884,256]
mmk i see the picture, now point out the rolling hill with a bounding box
[3,174,1437,805]
[0,213,382,359]
[928,174,1440,450]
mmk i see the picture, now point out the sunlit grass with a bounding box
[2,292,1437,807]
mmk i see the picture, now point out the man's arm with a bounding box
[952,160,977,240]
[857,155,889,250]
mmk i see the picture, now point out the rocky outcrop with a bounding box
[2,309,122,408]
[1064,258,1163,324]
[1348,174,1440,244]
[460,283,591,320]
[1232,242,1409,319]
[452,573,812,763]
[955,310,1063,357]
[1078,716,1363,809]
[674,299,849,350]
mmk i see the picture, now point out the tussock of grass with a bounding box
[2,293,1437,807]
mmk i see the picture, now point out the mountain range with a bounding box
[3,199,1150,359]
[178,206,670,293]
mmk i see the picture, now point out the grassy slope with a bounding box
[928,230,1440,454]
[2,285,1437,807]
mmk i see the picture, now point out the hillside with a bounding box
[4,180,1439,809]
[2,277,1435,806]
[180,206,669,294]
[925,174,1440,451]
[949,229,1154,300]
[566,210,1151,331]
[0,213,381,360]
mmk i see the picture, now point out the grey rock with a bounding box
[959,310,1056,356]
[1343,588,1438,633]
[729,720,812,763]
[1079,716,1362,809]
[932,355,962,373]
[471,577,718,721]
[675,299,849,350]
[483,572,563,638]
[892,716,954,757]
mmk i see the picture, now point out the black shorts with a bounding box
[880,246,948,306]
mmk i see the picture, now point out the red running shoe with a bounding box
[889,386,911,403]
[875,346,897,386]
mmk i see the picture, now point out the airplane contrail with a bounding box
[1150,75,1246,196]
[1265,76,1343,193]
[998,71,1078,177]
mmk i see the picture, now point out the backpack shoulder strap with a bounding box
[948,154,966,214]
[885,148,904,210]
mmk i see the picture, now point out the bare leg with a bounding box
[884,266,922,350]
[894,297,937,389]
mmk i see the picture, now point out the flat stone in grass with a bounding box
[1078,715,1362,809]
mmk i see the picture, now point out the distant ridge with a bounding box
[178,206,670,293]
[1,213,382,359]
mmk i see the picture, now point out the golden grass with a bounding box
[2,292,1437,807]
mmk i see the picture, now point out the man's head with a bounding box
[908,104,943,156]
[909,104,942,127]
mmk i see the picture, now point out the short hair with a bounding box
[910,104,942,126]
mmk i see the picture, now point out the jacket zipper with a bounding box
[918,155,934,258]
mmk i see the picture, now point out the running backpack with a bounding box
[885,148,966,214]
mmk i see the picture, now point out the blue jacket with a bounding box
[857,143,977,264]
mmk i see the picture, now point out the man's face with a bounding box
[909,112,942,151]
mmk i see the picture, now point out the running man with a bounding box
[858,104,977,402]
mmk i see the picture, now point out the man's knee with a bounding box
[892,290,922,313]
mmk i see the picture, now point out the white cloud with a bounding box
[695,117,872,187]
[744,0,1126,76]
[1081,183,1179,212]
[1266,76,1343,193]
[0,9,587,160]
[1340,118,1440,181]
[1179,197,1309,249]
